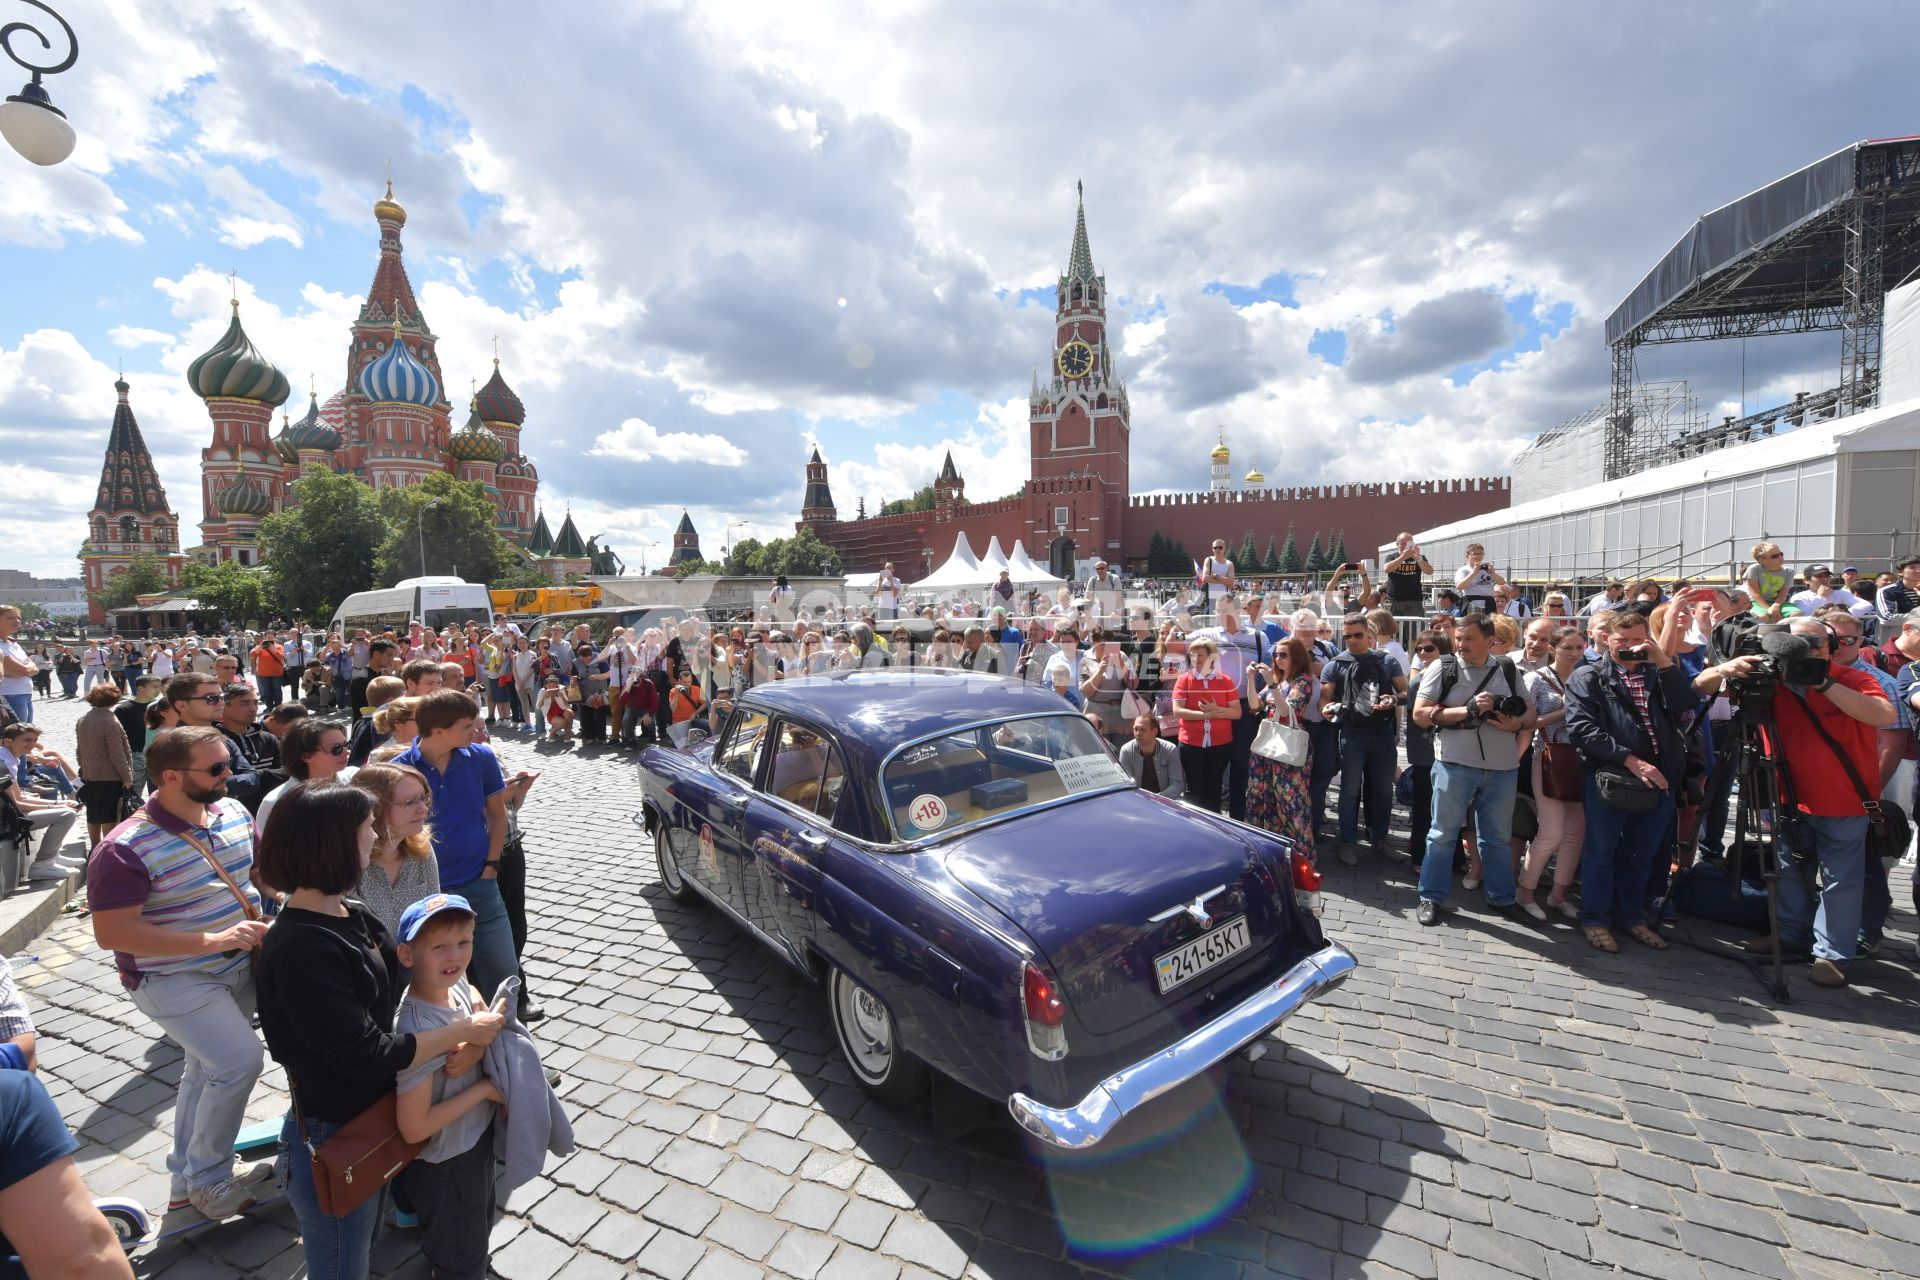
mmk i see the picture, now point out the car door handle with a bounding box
[796,829,828,851]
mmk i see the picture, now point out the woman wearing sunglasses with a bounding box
[254,719,355,840]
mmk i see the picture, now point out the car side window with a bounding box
[764,721,833,814]
[716,709,770,784]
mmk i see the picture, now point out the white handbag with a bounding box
[1120,688,1150,721]
[1250,696,1309,766]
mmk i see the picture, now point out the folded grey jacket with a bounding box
[484,976,574,1193]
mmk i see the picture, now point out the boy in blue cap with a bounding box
[392,894,502,1280]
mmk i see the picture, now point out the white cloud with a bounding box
[108,326,174,348]
[587,417,747,467]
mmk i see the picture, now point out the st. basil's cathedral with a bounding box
[81,182,548,622]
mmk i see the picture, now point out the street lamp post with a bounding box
[724,519,749,566]
[640,540,660,574]
[417,497,445,579]
[1,1,78,166]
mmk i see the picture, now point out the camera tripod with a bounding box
[1690,697,1800,1002]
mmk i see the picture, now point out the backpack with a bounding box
[1428,654,1522,708]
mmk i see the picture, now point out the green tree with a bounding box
[1236,531,1259,569]
[1147,531,1168,574]
[878,484,937,517]
[1170,540,1193,579]
[1261,536,1281,574]
[1279,524,1301,573]
[489,553,551,591]
[95,554,170,612]
[373,474,515,587]
[764,527,843,576]
[182,560,269,624]
[1329,531,1348,567]
[1304,531,1325,574]
[258,469,388,620]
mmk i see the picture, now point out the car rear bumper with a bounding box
[1006,942,1357,1150]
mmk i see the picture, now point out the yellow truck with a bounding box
[489,584,604,617]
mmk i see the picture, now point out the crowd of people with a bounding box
[0,532,1914,1272]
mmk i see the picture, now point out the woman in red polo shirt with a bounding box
[1173,635,1240,814]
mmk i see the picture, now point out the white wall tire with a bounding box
[828,968,927,1106]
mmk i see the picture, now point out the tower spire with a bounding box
[1066,181,1095,283]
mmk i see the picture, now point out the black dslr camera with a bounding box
[1457,692,1527,728]
[1727,623,1830,718]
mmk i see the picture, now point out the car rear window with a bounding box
[880,714,1129,842]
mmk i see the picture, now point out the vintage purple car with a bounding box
[634,670,1355,1149]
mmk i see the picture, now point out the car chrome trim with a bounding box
[1147,883,1228,927]
[1007,942,1357,1150]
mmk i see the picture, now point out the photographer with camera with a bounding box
[1453,545,1506,617]
[1410,612,1535,926]
[1564,610,1700,953]
[1382,532,1433,618]
[1319,614,1407,866]
[1696,618,1893,986]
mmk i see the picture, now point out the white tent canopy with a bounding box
[942,531,979,571]
[1007,540,1066,585]
[979,536,1010,573]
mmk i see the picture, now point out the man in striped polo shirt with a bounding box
[86,726,274,1220]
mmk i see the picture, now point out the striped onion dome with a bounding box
[187,302,290,405]
[357,321,440,407]
[216,473,272,517]
[317,388,350,435]
[274,391,342,462]
[448,403,506,463]
[475,360,525,426]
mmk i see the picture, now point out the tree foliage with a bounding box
[182,560,270,624]
[1304,531,1326,574]
[720,527,843,577]
[1236,531,1259,569]
[258,469,387,621]
[373,474,517,588]
[95,554,170,612]
[877,484,937,517]
[1329,531,1348,567]
[1261,536,1281,574]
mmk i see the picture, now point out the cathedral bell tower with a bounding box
[1028,183,1130,574]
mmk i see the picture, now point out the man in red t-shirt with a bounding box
[1717,621,1893,987]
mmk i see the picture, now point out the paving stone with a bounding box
[879,1217,974,1279]
[493,1228,576,1280]
[581,1212,660,1262]
[767,1228,840,1279]
[645,1184,725,1238]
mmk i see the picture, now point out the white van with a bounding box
[330,577,494,635]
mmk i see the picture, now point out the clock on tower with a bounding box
[1058,340,1093,378]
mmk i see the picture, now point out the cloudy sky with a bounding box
[0,0,1910,578]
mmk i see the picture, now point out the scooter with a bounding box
[94,1119,287,1249]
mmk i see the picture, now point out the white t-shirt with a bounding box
[1455,564,1497,601]
[0,638,29,696]
[874,576,900,609]
[1201,557,1234,604]
[149,649,175,677]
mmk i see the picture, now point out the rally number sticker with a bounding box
[907,794,949,830]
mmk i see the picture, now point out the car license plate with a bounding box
[1154,917,1251,994]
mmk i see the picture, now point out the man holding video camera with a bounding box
[1410,612,1534,925]
[1697,617,1893,986]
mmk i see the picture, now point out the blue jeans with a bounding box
[31,765,73,798]
[444,875,518,1003]
[257,674,282,709]
[1578,774,1676,930]
[1775,814,1868,964]
[282,1113,386,1280]
[1862,849,1892,945]
[1339,731,1397,844]
[1307,720,1339,832]
[57,670,78,697]
[1418,761,1518,906]
[2,693,29,723]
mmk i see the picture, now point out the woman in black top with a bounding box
[255,783,502,1280]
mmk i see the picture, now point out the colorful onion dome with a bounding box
[281,390,342,455]
[187,301,290,406]
[358,322,439,406]
[374,178,406,225]
[271,413,300,464]
[475,359,525,426]
[448,403,506,463]
[317,388,349,435]
[216,473,272,517]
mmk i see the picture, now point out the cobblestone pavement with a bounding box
[13,693,1920,1278]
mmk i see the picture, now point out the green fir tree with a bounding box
[1329,531,1348,567]
[1261,536,1281,574]
[1236,531,1259,569]
[1279,524,1302,573]
[1304,531,1326,574]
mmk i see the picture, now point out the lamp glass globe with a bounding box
[0,94,76,166]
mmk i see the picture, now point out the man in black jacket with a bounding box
[1564,610,1700,953]
[113,676,161,789]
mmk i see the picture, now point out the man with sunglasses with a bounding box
[163,675,260,813]
[1815,606,1910,959]
[86,725,273,1220]
[1199,539,1236,616]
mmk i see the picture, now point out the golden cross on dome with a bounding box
[492,334,500,365]
[227,269,238,308]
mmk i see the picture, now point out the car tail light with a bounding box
[1291,850,1323,917]
[1022,963,1068,1060]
